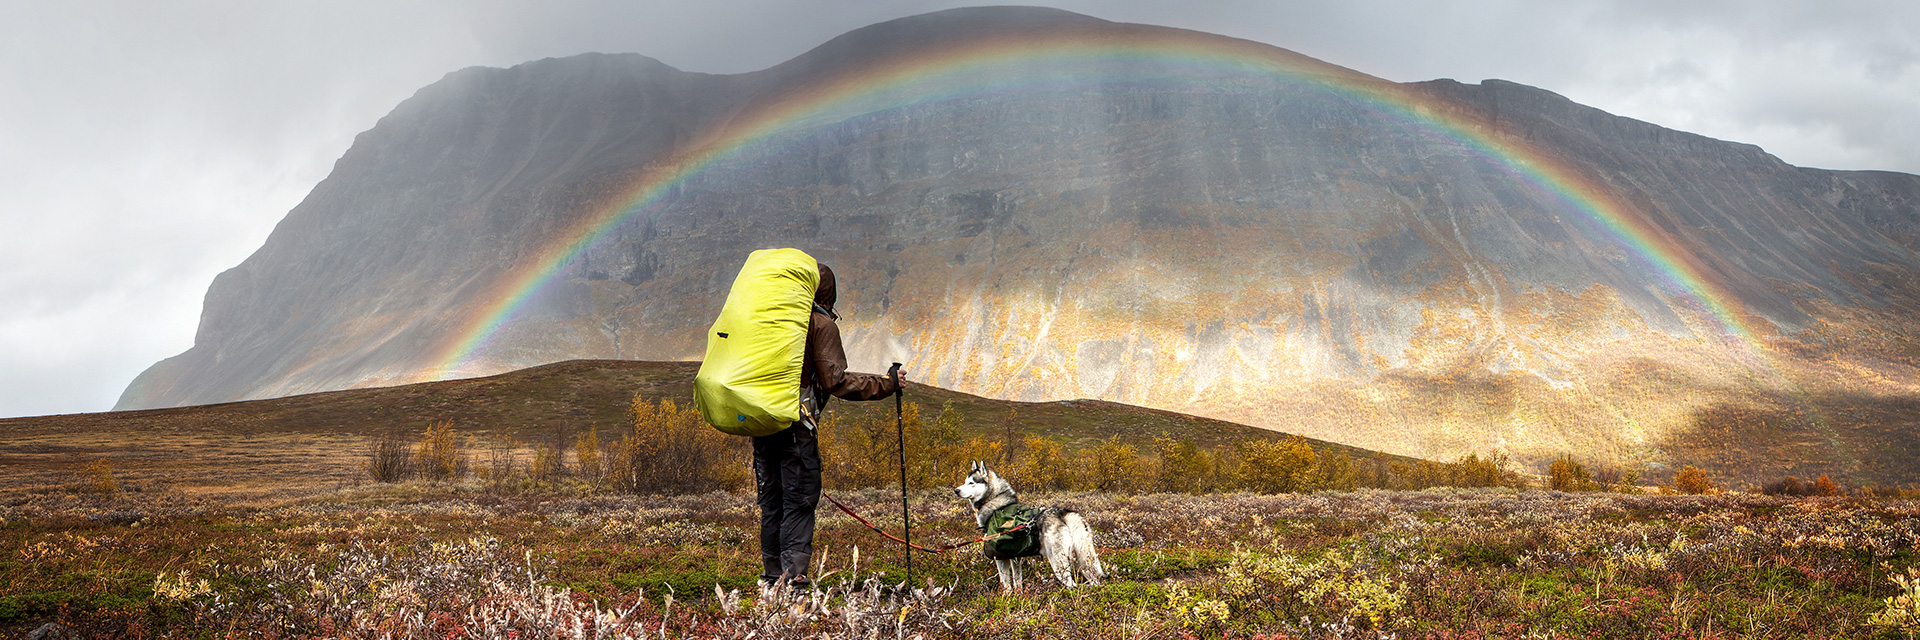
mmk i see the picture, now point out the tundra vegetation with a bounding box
[6,398,1920,638]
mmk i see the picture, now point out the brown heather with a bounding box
[9,483,1920,638]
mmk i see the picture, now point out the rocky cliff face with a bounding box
[120,7,1920,483]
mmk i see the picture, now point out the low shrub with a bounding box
[481,445,519,493]
[1548,454,1595,492]
[1236,437,1321,493]
[575,429,604,486]
[1764,475,1811,496]
[83,459,118,494]
[1672,465,1717,495]
[609,397,748,494]
[1814,473,1846,497]
[1388,453,1519,490]
[365,430,412,483]
[414,420,470,481]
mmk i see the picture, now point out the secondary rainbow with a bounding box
[425,24,1767,381]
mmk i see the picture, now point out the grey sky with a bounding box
[2,1,1914,418]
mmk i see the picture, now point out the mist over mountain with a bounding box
[119,7,1920,483]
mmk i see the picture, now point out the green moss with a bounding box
[603,550,760,598]
[1079,580,1171,607]
[1448,541,1521,567]
[0,591,78,623]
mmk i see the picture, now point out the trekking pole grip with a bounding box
[888,362,903,396]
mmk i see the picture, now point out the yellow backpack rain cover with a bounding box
[694,248,820,437]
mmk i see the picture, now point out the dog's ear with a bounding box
[971,460,982,472]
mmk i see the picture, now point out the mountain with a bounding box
[118,7,1920,484]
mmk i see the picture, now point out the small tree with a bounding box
[532,423,570,479]
[609,397,746,494]
[1319,451,1357,491]
[917,402,966,486]
[575,429,603,486]
[819,403,925,490]
[1085,437,1145,492]
[1813,474,1845,497]
[482,445,519,493]
[1673,465,1716,495]
[366,430,412,483]
[1454,453,1509,488]
[1012,435,1073,492]
[1614,468,1644,494]
[1236,437,1319,494]
[85,459,118,494]
[414,421,468,481]
[530,441,562,480]
[1154,435,1220,494]
[1389,460,1441,490]
[1548,454,1594,492]
[938,437,1008,486]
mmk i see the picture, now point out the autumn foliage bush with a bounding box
[662,396,1537,495]
[1235,437,1331,493]
[83,459,119,494]
[414,420,469,481]
[361,398,1534,496]
[1765,473,1847,497]
[574,429,604,486]
[1386,453,1518,490]
[1548,453,1596,492]
[609,397,750,494]
[1673,465,1718,494]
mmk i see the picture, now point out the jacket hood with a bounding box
[814,263,837,313]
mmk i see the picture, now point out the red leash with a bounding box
[822,492,1030,554]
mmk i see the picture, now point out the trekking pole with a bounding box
[889,361,910,588]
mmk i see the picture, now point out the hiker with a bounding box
[753,263,901,588]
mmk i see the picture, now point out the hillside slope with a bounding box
[11,360,1415,495]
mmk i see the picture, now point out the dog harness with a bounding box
[980,503,1044,559]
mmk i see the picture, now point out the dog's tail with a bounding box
[1062,511,1105,585]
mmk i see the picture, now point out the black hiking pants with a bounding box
[751,424,820,583]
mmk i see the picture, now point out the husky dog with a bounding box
[951,461,1105,591]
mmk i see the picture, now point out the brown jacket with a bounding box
[801,264,897,404]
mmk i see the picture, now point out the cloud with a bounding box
[0,0,1913,417]
[1533,0,1920,173]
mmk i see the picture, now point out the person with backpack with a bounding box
[692,249,902,590]
[752,263,900,588]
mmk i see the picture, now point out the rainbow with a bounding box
[424,22,1769,381]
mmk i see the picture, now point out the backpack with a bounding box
[693,248,821,437]
[981,503,1044,560]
